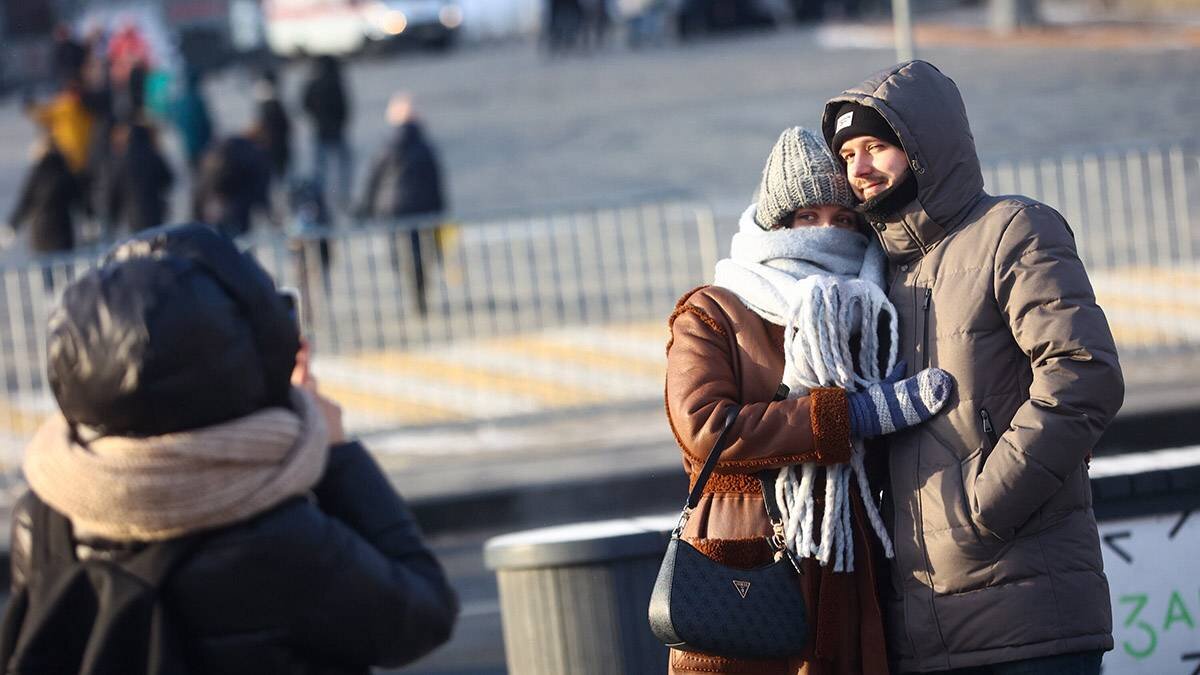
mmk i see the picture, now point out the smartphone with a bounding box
[278,287,302,332]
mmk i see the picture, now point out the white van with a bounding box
[263,0,463,56]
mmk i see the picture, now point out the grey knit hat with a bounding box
[754,127,855,230]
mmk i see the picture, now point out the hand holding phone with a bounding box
[278,287,301,333]
[282,289,344,444]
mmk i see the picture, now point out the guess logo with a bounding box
[733,580,751,599]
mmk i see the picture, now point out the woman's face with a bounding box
[785,205,860,230]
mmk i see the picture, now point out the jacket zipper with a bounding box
[920,288,932,368]
[979,408,998,447]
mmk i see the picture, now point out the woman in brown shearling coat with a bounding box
[664,128,953,675]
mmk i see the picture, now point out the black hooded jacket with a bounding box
[108,124,174,233]
[8,443,458,674]
[359,122,445,219]
[302,58,349,143]
[9,225,458,673]
[257,97,292,179]
[9,149,81,253]
[192,137,272,239]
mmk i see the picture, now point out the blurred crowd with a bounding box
[545,0,883,52]
[5,22,449,270]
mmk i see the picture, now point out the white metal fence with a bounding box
[249,196,716,354]
[0,141,1196,448]
[0,195,717,444]
[982,140,1200,353]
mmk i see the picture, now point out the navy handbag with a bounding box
[647,405,810,659]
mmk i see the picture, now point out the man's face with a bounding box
[838,136,910,201]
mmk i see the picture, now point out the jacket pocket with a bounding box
[919,437,1005,595]
[958,445,986,544]
[966,407,1014,543]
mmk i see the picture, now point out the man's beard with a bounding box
[857,172,918,224]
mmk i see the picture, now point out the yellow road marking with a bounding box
[603,321,670,342]
[1109,324,1189,347]
[1097,294,1200,320]
[316,382,465,425]
[0,400,49,437]
[487,335,664,378]
[1093,266,1200,289]
[348,351,612,407]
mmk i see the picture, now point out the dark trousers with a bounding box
[919,650,1103,675]
[388,226,435,316]
[313,138,352,210]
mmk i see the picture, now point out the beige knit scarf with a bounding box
[23,388,330,542]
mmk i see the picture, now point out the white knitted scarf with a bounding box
[714,204,897,571]
[23,388,330,542]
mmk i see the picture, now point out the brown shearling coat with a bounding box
[821,61,1124,672]
[664,284,890,675]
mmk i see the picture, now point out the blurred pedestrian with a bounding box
[822,60,1122,674]
[7,142,84,255]
[625,0,670,48]
[107,21,151,123]
[106,21,150,90]
[790,0,825,23]
[358,93,446,315]
[24,79,94,178]
[80,30,118,233]
[662,126,953,674]
[108,122,174,233]
[253,69,293,186]
[579,0,612,50]
[289,176,334,294]
[302,56,352,210]
[1,223,458,674]
[51,23,87,88]
[172,69,214,172]
[192,135,273,239]
[546,0,583,52]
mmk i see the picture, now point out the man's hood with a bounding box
[822,61,985,259]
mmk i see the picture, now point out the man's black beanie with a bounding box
[830,102,902,156]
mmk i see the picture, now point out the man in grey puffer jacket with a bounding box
[822,61,1124,674]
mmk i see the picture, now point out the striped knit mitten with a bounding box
[848,363,954,438]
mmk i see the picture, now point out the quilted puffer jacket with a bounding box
[821,60,1123,671]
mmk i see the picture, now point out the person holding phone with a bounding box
[4,223,457,673]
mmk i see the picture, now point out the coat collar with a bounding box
[872,191,987,263]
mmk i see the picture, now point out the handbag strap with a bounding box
[672,404,740,537]
[684,404,742,510]
[670,399,796,563]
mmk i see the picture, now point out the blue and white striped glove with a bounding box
[848,362,954,438]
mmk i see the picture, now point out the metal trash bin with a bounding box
[484,515,676,674]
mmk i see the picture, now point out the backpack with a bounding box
[0,495,204,675]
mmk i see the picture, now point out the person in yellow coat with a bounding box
[27,81,95,176]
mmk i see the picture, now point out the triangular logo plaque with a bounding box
[732,580,751,599]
